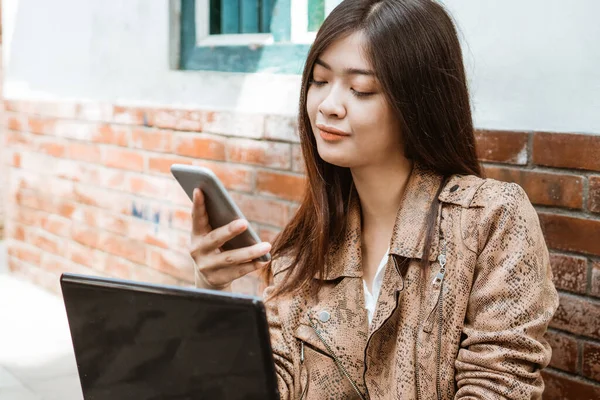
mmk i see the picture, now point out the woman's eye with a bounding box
[351,88,375,98]
[309,79,327,86]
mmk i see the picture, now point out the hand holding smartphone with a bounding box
[171,164,272,290]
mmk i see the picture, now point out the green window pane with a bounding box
[241,0,260,33]
[260,0,273,33]
[308,0,325,32]
[221,0,240,33]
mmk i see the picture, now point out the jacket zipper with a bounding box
[415,240,447,400]
[299,342,309,400]
[435,242,447,400]
[362,255,404,399]
[307,317,367,400]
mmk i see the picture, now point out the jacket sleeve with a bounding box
[263,269,298,399]
[454,183,559,400]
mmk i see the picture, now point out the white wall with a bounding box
[3,0,599,133]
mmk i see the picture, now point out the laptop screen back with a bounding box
[61,276,278,400]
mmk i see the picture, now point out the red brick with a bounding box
[550,293,600,339]
[71,223,100,248]
[8,242,41,265]
[131,128,173,152]
[174,133,226,161]
[542,369,600,400]
[146,108,206,132]
[148,248,194,282]
[5,114,24,131]
[75,103,114,122]
[475,130,529,165]
[8,257,61,294]
[91,209,129,236]
[170,208,192,231]
[264,115,299,143]
[582,341,600,381]
[549,253,588,294]
[11,152,21,167]
[28,229,63,255]
[97,232,147,265]
[38,141,67,157]
[130,264,181,286]
[127,174,171,199]
[231,193,290,228]
[484,167,584,209]
[256,170,306,202]
[72,184,131,215]
[7,223,26,241]
[291,144,306,173]
[104,148,145,171]
[69,142,102,163]
[545,330,579,373]
[93,124,130,146]
[4,130,30,147]
[195,161,255,193]
[77,164,125,190]
[41,214,72,237]
[147,155,192,174]
[27,116,56,135]
[591,262,600,299]
[258,225,281,243]
[538,213,600,257]
[112,106,146,125]
[40,253,98,277]
[69,241,106,270]
[589,176,600,214]
[226,138,291,169]
[14,206,43,227]
[533,132,600,172]
[103,255,137,280]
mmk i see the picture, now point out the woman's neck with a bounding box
[351,158,414,229]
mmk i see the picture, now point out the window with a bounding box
[176,0,343,74]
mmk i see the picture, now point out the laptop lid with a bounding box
[60,273,279,400]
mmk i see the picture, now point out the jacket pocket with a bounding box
[294,324,361,400]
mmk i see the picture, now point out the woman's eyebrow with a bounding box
[315,58,375,76]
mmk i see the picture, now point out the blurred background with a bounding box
[0,0,598,399]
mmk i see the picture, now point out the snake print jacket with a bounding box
[264,163,559,400]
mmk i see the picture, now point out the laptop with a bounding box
[60,273,280,400]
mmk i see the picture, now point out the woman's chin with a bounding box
[318,152,355,168]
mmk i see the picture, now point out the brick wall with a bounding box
[1,100,599,397]
[478,130,600,398]
[1,101,304,294]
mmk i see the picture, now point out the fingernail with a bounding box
[258,242,271,252]
[234,219,247,229]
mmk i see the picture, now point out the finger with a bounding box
[216,242,272,266]
[201,261,265,288]
[201,219,249,252]
[192,188,211,235]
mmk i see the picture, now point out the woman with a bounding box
[189,1,558,399]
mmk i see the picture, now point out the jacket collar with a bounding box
[321,163,483,281]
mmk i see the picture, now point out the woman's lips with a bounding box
[317,125,350,142]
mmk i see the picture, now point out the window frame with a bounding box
[176,0,314,74]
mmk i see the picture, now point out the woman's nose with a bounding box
[318,88,346,119]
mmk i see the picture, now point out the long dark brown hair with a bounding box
[267,0,482,297]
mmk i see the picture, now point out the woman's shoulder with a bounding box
[440,173,532,211]
[443,174,540,254]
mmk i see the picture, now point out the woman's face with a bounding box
[306,31,403,169]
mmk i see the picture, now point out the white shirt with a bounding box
[363,248,390,325]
